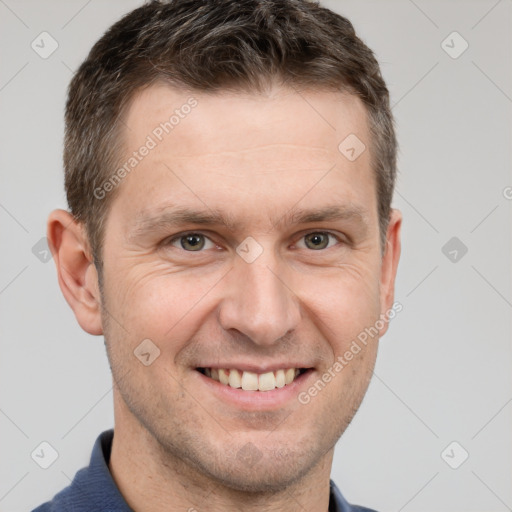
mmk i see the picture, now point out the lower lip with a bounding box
[194,369,315,410]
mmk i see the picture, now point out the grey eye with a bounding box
[180,234,206,251]
[303,232,330,250]
[167,232,216,253]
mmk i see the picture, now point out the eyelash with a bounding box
[165,231,344,252]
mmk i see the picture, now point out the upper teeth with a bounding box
[203,368,300,391]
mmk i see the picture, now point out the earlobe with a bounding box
[47,209,103,335]
[379,208,402,336]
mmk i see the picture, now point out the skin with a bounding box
[48,82,401,512]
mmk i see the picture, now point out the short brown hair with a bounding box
[64,0,397,276]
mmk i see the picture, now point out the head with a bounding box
[49,0,401,494]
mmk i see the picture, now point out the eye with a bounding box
[297,232,340,250]
[168,233,216,252]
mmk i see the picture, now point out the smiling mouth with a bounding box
[196,367,310,392]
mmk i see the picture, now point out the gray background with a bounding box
[1,0,511,510]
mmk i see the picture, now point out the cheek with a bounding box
[107,263,225,342]
[299,263,382,349]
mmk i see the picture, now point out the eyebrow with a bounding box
[128,203,369,241]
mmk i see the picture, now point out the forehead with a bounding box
[122,82,369,159]
[110,82,376,232]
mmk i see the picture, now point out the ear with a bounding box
[379,208,402,336]
[47,209,103,335]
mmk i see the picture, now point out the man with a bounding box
[36,0,401,510]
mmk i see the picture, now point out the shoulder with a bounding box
[31,430,120,512]
[30,464,92,512]
[32,505,51,512]
[330,479,380,512]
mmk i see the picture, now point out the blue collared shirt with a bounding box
[33,430,378,512]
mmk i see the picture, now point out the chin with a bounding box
[205,458,313,494]
[180,438,321,494]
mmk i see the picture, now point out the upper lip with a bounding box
[195,363,313,373]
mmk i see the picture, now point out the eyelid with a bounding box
[294,230,344,249]
[165,231,217,250]
[163,229,347,251]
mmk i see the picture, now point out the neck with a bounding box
[109,399,333,512]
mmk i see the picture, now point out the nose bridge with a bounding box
[219,250,301,346]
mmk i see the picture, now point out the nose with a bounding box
[218,250,301,346]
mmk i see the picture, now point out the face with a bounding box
[95,83,400,491]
